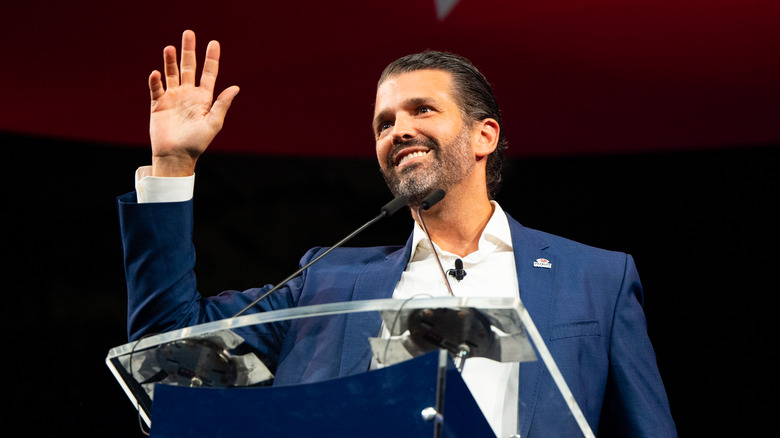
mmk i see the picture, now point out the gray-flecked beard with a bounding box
[381,129,474,207]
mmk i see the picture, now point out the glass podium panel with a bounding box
[106,296,595,437]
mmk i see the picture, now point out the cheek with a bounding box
[376,140,391,169]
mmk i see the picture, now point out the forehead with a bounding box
[374,69,457,115]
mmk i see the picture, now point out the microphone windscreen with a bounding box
[380,195,410,216]
[421,189,446,210]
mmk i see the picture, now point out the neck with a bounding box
[412,189,494,257]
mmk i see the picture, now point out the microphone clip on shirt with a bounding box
[447,258,467,282]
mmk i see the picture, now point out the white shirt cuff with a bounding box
[134,166,195,203]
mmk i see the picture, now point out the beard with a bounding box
[381,127,474,206]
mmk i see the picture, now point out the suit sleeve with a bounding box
[598,254,677,437]
[117,192,297,347]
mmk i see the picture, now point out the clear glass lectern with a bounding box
[106,296,595,437]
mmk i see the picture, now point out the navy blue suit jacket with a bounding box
[118,192,676,437]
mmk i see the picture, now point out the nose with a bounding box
[391,113,416,142]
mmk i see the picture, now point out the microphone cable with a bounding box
[415,189,454,296]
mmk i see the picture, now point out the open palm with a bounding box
[148,30,239,176]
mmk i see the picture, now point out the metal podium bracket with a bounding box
[369,305,537,368]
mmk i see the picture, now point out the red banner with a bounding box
[3,0,779,156]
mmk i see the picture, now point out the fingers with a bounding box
[179,30,197,86]
[162,45,179,89]
[149,70,165,101]
[152,30,231,105]
[200,40,221,94]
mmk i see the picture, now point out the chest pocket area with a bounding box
[549,320,600,341]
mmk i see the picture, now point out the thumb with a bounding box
[208,86,240,130]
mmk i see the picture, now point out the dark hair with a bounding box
[378,51,507,198]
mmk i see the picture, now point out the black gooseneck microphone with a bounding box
[420,188,446,210]
[231,194,410,318]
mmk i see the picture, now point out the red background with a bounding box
[4,0,779,157]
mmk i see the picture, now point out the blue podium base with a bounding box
[150,350,494,437]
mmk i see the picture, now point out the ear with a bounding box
[472,118,499,159]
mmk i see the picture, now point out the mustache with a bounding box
[387,136,439,167]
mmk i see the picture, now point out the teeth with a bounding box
[398,150,428,166]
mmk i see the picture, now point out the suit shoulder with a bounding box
[539,228,624,257]
[302,244,406,266]
[507,216,630,266]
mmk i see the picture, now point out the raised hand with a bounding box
[148,30,239,176]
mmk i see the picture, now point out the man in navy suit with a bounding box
[119,30,676,437]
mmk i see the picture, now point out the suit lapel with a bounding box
[506,214,556,438]
[338,234,414,376]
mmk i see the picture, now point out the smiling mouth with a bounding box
[396,150,430,167]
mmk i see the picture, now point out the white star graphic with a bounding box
[435,0,461,20]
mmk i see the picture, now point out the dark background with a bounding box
[4,0,780,434]
[3,132,777,436]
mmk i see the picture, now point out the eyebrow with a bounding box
[373,97,438,131]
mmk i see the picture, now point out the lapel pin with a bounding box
[533,258,552,269]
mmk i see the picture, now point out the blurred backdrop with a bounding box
[3,0,779,435]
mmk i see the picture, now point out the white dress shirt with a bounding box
[393,202,520,438]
